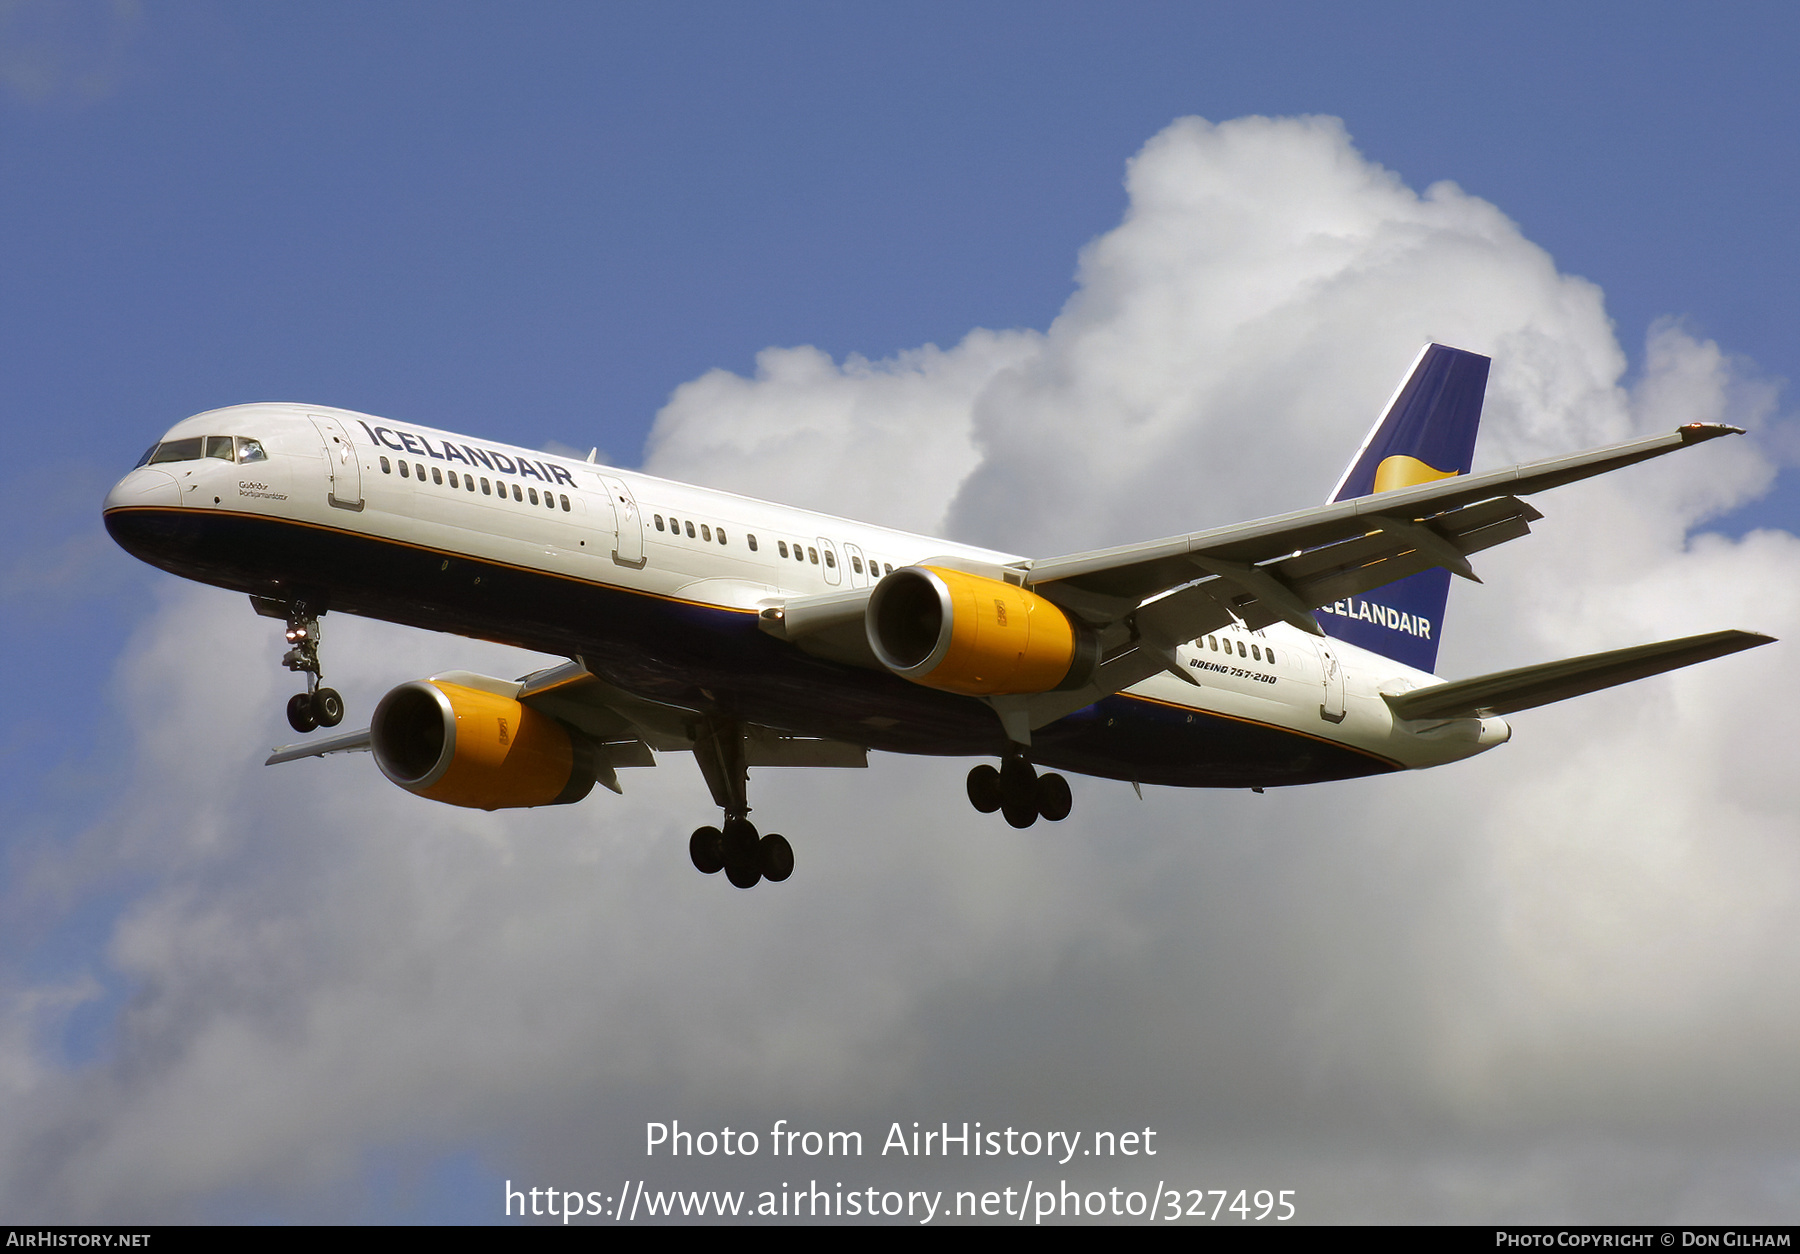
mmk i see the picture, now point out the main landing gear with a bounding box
[688,818,794,889]
[966,750,1072,829]
[687,716,793,889]
[271,601,343,735]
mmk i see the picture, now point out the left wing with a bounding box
[267,661,866,794]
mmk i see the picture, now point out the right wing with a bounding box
[761,423,1745,733]
[1000,423,1744,729]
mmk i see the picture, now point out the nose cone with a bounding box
[105,467,182,511]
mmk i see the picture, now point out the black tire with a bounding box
[999,757,1037,828]
[1036,772,1072,822]
[966,764,1002,813]
[311,687,345,728]
[758,833,794,882]
[286,692,317,733]
[725,860,762,889]
[1002,796,1039,829]
[721,816,760,868]
[689,826,725,875]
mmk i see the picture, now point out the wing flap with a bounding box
[1384,629,1775,720]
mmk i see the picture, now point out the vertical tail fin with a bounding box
[1319,344,1490,674]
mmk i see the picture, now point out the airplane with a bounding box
[103,344,1773,889]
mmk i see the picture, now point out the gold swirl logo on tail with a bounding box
[1373,455,1458,494]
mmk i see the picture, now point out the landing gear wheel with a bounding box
[999,757,1038,829]
[966,764,1002,813]
[1036,772,1072,822]
[286,692,318,734]
[721,816,760,868]
[310,687,345,728]
[689,826,725,875]
[758,833,794,882]
[725,860,762,889]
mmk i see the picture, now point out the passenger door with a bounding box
[598,476,645,568]
[308,414,363,511]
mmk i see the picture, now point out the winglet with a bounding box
[1678,422,1745,443]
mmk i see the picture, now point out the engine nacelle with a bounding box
[370,679,596,810]
[866,565,1096,696]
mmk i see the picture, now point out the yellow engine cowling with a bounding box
[370,680,595,810]
[866,566,1096,696]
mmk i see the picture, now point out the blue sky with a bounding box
[4,1,1798,1224]
[5,2,1797,800]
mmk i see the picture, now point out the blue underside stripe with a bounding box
[105,506,1399,789]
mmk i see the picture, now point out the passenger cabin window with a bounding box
[823,550,835,569]
[559,494,569,511]
[380,457,391,474]
[851,556,863,574]
[512,484,522,502]
[448,471,458,488]
[747,535,758,551]
[700,524,711,542]
[685,521,695,538]
[778,541,788,558]
[528,487,539,505]
[716,528,726,544]
[400,461,411,478]
[481,478,491,494]
[432,467,443,485]
[655,515,665,531]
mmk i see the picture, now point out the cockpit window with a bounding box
[149,437,204,464]
[142,434,265,466]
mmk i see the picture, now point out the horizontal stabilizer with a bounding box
[1384,630,1775,721]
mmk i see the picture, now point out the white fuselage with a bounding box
[105,403,1512,788]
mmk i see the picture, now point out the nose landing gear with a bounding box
[254,597,344,734]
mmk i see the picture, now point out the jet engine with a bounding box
[866,565,1096,696]
[370,679,596,809]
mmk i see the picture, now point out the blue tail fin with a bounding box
[1319,344,1490,673]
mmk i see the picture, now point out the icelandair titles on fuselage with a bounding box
[1318,597,1434,640]
[354,421,579,490]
